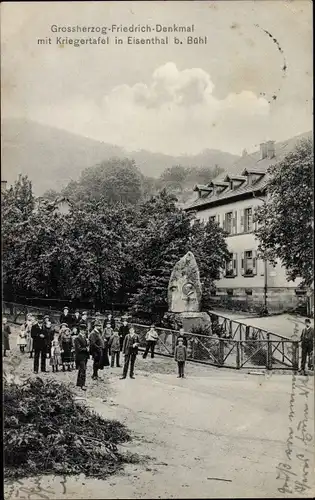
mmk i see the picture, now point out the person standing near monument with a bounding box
[89,319,104,380]
[120,327,140,379]
[2,317,11,357]
[17,323,28,353]
[59,306,71,327]
[25,314,34,357]
[109,329,121,367]
[176,328,188,347]
[103,313,116,331]
[174,338,187,378]
[103,322,113,367]
[72,310,81,330]
[143,325,159,359]
[119,318,130,352]
[31,316,48,373]
[42,316,54,359]
[300,318,314,375]
[74,322,89,390]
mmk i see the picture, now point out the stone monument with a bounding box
[166,251,211,332]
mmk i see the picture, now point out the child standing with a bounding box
[50,334,62,372]
[174,338,187,378]
[60,327,74,371]
[109,329,121,367]
[17,324,28,353]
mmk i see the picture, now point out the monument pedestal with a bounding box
[176,311,211,333]
[163,311,211,333]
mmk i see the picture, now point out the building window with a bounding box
[241,250,257,276]
[209,215,216,223]
[225,252,238,278]
[244,208,253,232]
[224,212,233,234]
[227,289,234,296]
[245,288,253,296]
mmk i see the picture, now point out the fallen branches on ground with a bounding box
[4,377,139,480]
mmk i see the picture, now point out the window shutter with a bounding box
[249,207,253,231]
[233,211,238,234]
[217,214,220,227]
[254,208,258,231]
[233,253,238,276]
[253,250,257,275]
[241,252,245,275]
[240,210,245,233]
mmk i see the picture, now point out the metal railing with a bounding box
[118,322,299,371]
[3,301,301,371]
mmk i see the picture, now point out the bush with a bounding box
[4,378,139,480]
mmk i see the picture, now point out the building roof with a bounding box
[193,184,213,192]
[185,131,312,211]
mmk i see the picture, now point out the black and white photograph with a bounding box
[1,1,314,498]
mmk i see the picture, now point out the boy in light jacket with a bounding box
[109,330,121,367]
[174,338,187,378]
[143,325,159,359]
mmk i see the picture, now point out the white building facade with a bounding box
[185,135,310,313]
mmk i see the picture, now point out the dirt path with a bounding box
[4,326,315,499]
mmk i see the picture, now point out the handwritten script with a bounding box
[276,322,314,495]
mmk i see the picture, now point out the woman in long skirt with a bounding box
[60,328,74,371]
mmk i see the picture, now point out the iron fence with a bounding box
[3,301,301,371]
[122,322,299,371]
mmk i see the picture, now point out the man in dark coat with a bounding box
[300,319,314,375]
[80,311,89,334]
[42,316,54,358]
[89,320,104,380]
[103,313,116,331]
[120,327,140,379]
[74,322,89,390]
[59,306,71,327]
[31,316,49,373]
[72,310,81,329]
[118,319,130,352]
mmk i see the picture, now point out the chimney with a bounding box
[260,142,267,160]
[266,140,275,159]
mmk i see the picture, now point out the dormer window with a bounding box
[242,169,265,185]
[224,175,246,191]
[193,185,213,199]
[210,181,229,195]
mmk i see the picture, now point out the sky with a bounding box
[1,1,313,156]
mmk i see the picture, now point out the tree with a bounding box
[42,189,59,201]
[1,175,35,299]
[254,139,313,286]
[126,190,229,319]
[62,158,144,205]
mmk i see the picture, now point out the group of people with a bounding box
[2,306,189,386]
[4,306,171,390]
[5,308,312,382]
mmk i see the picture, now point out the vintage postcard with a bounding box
[2,1,314,499]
